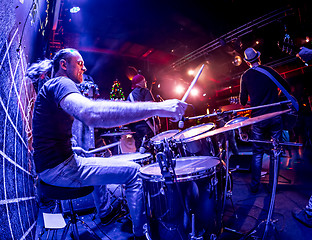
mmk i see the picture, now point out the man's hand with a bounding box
[296,47,312,63]
[157,99,188,122]
[72,146,93,157]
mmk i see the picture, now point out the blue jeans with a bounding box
[39,154,146,236]
[251,116,282,190]
[92,185,112,218]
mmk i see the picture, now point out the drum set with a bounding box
[136,108,292,240]
[86,103,298,240]
[87,66,299,239]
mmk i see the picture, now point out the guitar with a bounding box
[278,34,309,66]
[278,34,299,55]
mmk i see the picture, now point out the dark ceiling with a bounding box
[51,0,312,114]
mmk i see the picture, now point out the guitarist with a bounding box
[239,47,291,194]
[292,46,312,228]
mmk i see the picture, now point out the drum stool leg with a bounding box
[61,199,101,240]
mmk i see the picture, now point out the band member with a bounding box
[239,47,290,193]
[32,48,187,239]
[292,46,312,228]
[27,61,123,226]
[127,74,161,153]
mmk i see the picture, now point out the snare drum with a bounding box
[109,152,153,166]
[140,156,223,240]
[172,123,217,157]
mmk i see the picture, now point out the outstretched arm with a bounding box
[297,47,312,63]
[60,93,187,128]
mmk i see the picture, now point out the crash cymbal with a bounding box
[184,109,290,142]
[101,131,135,137]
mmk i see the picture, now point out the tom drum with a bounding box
[139,156,224,240]
[172,123,217,157]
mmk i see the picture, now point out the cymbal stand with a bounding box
[185,100,292,122]
[222,140,243,237]
[240,138,301,240]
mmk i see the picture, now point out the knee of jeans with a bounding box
[125,163,141,185]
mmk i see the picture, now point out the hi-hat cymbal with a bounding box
[101,131,135,137]
[184,109,290,142]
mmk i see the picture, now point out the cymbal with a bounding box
[101,131,135,137]
[184,109,290,142]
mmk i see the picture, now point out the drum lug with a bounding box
[210,234,217,240]
[211,176,218,187]
[226,190,233,200]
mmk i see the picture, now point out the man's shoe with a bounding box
[250,184,259,194]
[100,202,122,226]
[292,209,312,228]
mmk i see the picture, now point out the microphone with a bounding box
[139,135,147,153]
[178,116,186,128]
[178,119,184,128]
[156,95,164,101]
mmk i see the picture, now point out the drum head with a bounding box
[140,156,219,181]
[150,129,180,143]
[107,152,151,161]
[173,123,215,140]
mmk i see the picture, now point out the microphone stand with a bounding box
[184,100,292,122]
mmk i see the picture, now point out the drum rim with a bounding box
[225,116,249,126]
[150,129,180,143]
[139,156,220,182]
[172,122,215,140]
[139,166,216,182]
[108,152,152,160]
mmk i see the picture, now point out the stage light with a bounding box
[191,88,199,96]
[188,69,194,76]
[306,36,310,43]
[175,85,185,94]
[203,93,206,97]
[70,7,80,13]
[157,84,160,88]
[255,40,260,45]
[232,55,242,66]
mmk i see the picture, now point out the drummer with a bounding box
[239,47,291,194]
[32,48,187,239]
[127,74,161,153]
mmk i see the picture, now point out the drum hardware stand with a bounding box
[222,140,238,220]
[184,100,292,122]
[238,138,301,240]
[155,140,206,240]
[188,214,204,240]
[143,223,153,240]
[239,133,302,186]
[221,139,246,238]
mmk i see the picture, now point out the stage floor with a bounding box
[35,144,312,240]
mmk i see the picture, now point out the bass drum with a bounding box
[140,156,224,240]
[172,123,218,157]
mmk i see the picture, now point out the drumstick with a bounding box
[179,64,205,128]
[181,64,205,102]
[86,141,121,154]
